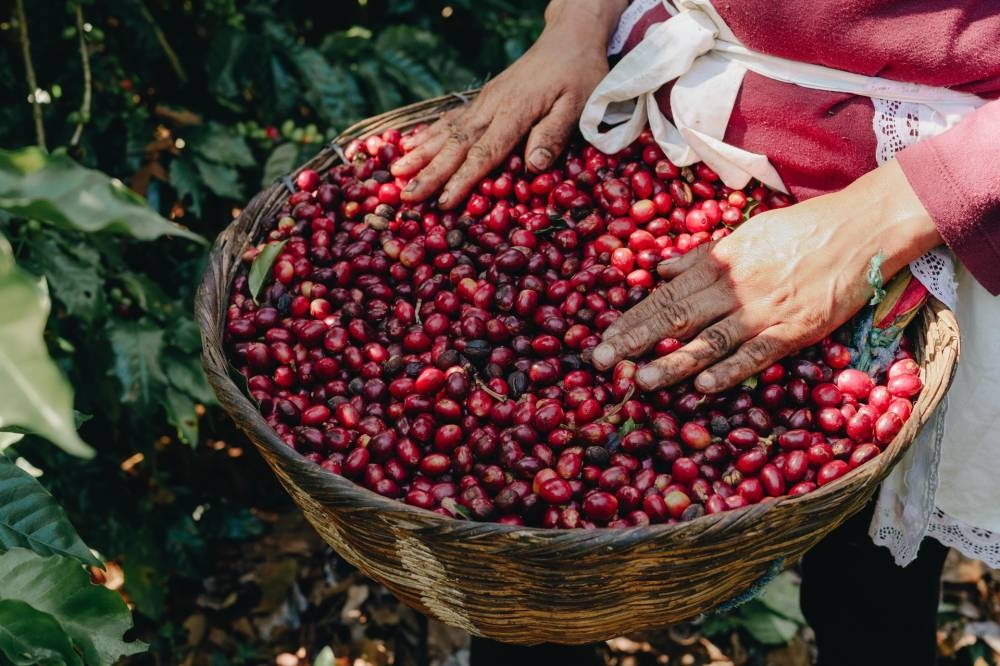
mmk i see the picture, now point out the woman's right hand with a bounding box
[391,0,627,210]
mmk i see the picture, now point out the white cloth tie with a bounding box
[595,0,1000,566]
[581,0,984,193]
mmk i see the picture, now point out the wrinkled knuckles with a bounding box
[649,302,692,338]
[702,326,735,357]
[744,336,779,366]
[446,121,471,146]
[465,142,496,167]
[615,328,651,357]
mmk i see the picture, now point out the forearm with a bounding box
[544,0,628,44]
[827,159,943,280]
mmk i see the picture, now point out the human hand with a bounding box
[591,161,944,393]
[391,0,627,209]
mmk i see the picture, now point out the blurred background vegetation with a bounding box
[2,2,999,665]
[0,1,545,663]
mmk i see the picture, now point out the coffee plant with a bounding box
[0,1,900,664]
[0,1,545,663]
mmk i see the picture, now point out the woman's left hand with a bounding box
[590,160,943,393]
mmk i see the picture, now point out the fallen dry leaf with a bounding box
[253,560,300,614]
[183,613,207,647]
[699,637,734,665]
[943,552,987,585]
[764,636,809,666]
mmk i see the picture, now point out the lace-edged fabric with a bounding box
[910,247,959,310]
[608,0,667,56]
[927,510,1000,569]
[872,98,958,308]
[869,96,1000,566]
[604,13,996,565]
[870,397,947,566]
[873,99,921,167]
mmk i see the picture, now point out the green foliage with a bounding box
[0,456,100,567]
[108,321,169,409]
[0,548,145,664]
[0,148,204,244]
[0,233,92,458]
[0,599,83,666]
[260,142,300,187]
[702,571,807,646]
[0,0,546,661]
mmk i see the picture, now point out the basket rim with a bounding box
[196,92,961,546]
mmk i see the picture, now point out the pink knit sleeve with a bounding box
[896,99,1000,295]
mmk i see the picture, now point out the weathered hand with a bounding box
[591,161,943,393]
[390,0,626,209]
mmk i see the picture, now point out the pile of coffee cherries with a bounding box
[225,126,923,528]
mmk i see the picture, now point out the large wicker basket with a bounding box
[196,93,960,645]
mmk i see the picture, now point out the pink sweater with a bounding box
[616,1,1000,294]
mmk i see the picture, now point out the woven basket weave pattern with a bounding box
[196,93,960,645]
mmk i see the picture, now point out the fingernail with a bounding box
[592,343,615,369]
[403,179,419,193]
[437,191,451,207]
[657,259,679,273]
[528,147,551,171]
[637,366,662,389]
[696,373,716,392]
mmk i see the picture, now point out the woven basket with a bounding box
[196,93,960,645]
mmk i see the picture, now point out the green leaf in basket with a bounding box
[248,240,288,303]
[0,455,101,567]
[618,418,638,437]
[440,498,471,520]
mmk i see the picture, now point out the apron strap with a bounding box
[581,0,986,192]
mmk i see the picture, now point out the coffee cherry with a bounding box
[228,128,919,528]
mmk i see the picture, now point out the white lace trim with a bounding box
[869,96,1000,566]
[870,397,947,566]
[608,0,667,56]
[927,509,1000,568]
[910,247,959,310]
[873,99,922,167]
[872,98,959,309]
